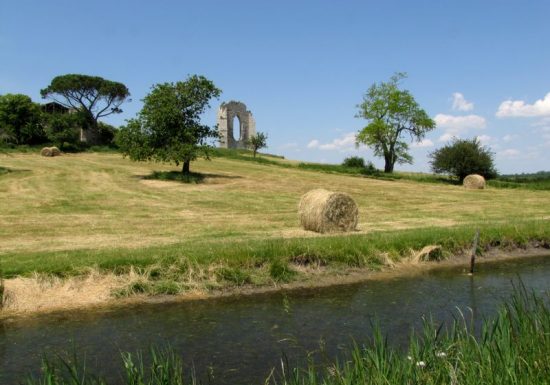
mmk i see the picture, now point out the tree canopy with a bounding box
[246,132,268,158]
[117,75,221,175]
[356,73,435,173]
[40,74,130,144]
[429,137,498,181]
[0,94,45,145]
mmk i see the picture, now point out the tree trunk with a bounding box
[384,154,394,173]
[182,160,190,175]
[253,149,257,158]
[80,127,101,145]
[79,113,101,145]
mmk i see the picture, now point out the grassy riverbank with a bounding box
[24,287,550,384]
[1,151,550,310]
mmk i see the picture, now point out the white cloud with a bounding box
[477,135,492,144]
[498,148,520,158]
[411,139,434,148]
[435,114,487,131]
[502,134,518,142]
[434,114,486,142]
[452,92,474,111]
[496,92,550,118]
[438,133,456,142]
[307,139,320,149]
[308,132,359,151]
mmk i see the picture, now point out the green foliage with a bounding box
[0,93,46,145]
[342,156,365,168]
[216,267,252,285]
[23,289,550,385]
[122,347,186,385]
[97,122,117,146]
[26,347,189,385]
[277,286,550,385]
[269,260,297,283]
[40,74,129,144]
[356,73,435,173]
[117,75,221,174]
[429,137,498,181]
[42,112,85,151]
[245,131,268,157]
[341,156,379,175]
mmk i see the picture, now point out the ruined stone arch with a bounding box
[217,101,256,149]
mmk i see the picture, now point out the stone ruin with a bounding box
[217,101,256,149]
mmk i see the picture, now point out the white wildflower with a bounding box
[416,361,426,368]
[436,351,447,357]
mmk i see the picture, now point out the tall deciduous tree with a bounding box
[40,74,130,144]
[356,73,435,173]
[117,75,221,175]
[246,132,268,158]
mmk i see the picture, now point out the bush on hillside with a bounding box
[342,156,365,168]
[342,156,378,175]
[429,137,497,181]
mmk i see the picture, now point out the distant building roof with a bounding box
[41,101,71,113]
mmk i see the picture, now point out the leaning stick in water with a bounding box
[470,230,480,274]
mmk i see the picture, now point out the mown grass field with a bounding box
[1,151,549,284]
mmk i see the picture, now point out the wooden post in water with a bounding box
[469,230,480,274]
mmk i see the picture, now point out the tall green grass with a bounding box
[25,347,194,385]
[24,287,550,384]
[274,284,550,385]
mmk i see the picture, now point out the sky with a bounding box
[1,0,549,174]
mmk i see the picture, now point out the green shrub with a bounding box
[42,112,84,150]
[0,94,46,145]
[97,121,117,146]
[342,156,365,168]
[362,160,378,175]
[269,260,297,283]
[429,137,497,181]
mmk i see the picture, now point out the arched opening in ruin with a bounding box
[232,115,241,142]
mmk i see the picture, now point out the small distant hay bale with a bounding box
[40,147,61,157]
[299,189,359,233]
[463,174,486,189]
[40,147,52,157]
[50,147,61,156]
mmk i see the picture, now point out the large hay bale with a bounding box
[50,147,61,156]
[40,147,52,157]
[463,174,486,189]
[299,189,359,233]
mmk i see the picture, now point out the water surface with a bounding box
[1,255,549,384]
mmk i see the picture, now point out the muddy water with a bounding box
[1,255,549,385]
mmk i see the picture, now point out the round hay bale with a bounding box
[40,147,53,157]
[50,147,61,156]
[298,189,359,233]
[463,174,486,189]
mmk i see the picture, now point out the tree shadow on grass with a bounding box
[140,171,242,184]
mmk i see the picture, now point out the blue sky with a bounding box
[1,0,549,174]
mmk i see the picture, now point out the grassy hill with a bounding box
[1,151,549,296]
